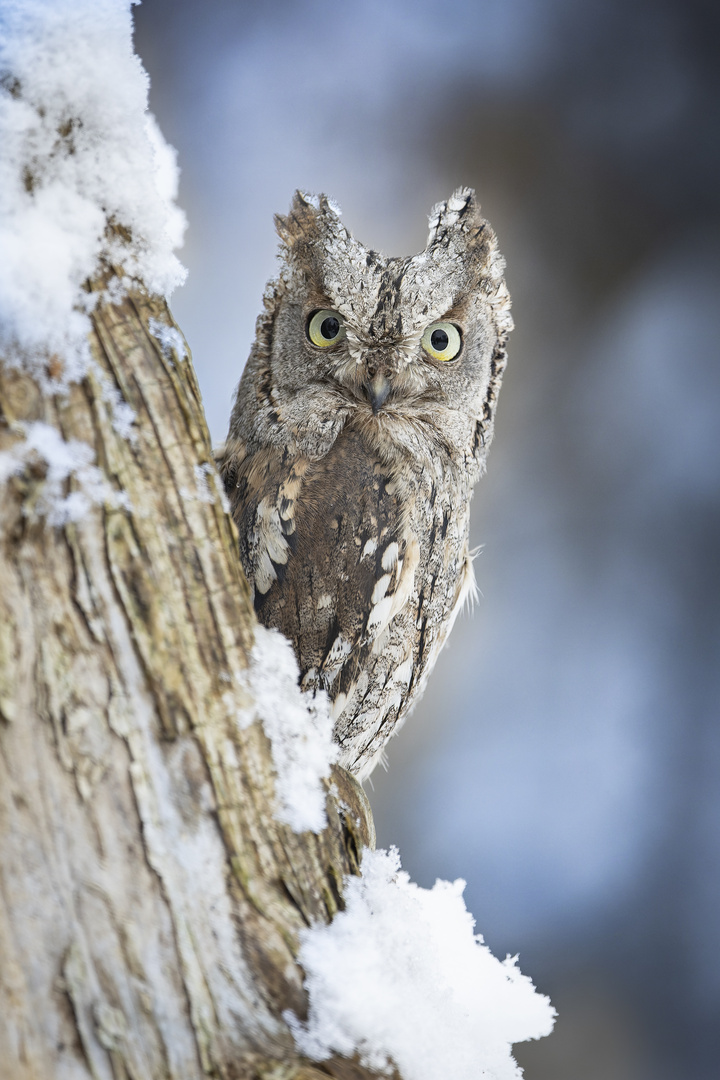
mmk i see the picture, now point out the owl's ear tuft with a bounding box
[426,187,485,248]
[274,191,319,247]
[275,191,343,249]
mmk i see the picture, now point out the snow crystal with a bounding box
[0,0,186,378]
[287,847,555,1080]
[0,421,129,525]
[148,316,189,364]
[95,368,136,440]
[244,625,337,833]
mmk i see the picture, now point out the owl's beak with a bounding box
[365,372,391,413]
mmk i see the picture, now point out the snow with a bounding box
[95,369,137,441]
[0,421,129,525]
[243,626,337,833]
[0,0,186,381]
[148,317,189,364]
[287,847,555,1080]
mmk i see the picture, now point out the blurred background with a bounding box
[133,2,720,1077]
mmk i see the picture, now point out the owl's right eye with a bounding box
[307,309,346,348]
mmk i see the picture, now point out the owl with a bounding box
[219,188,512,780]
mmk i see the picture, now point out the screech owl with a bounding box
[219,188,512,780]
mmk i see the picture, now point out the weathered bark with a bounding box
[0,277,385,1080]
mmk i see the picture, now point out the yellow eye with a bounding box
[308,309,346,348]
[421,321,462,362]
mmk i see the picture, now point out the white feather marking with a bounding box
[393,538,419,615]
[370,627,391,656]
[255,549,277,594]
[368,536,420,640]
[331,692,348,720]
[362,538,377,559]
[371,574,392,605]
[252,497,293,594]
[254,497,290,565]
[392,655,413,688]
[331,670,368,722]
[301,667,317,690]
[416,547,477,657]
[366,595,394,635]
[458,546,480,612]
[325,634,352,668]
[381,541,399,571]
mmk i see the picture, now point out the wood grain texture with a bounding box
[0,281,384,1080]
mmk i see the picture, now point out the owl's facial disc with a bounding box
[301,286,468,416]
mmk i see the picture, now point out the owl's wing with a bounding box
[223,428,419,701]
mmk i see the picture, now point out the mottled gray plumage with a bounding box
[219,189,512,779]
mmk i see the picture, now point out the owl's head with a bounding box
[231,189,512,477]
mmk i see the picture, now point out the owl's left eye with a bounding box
[421,321,462,362]
[307,309,346,348]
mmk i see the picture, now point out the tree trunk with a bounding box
[0,277,382,1080]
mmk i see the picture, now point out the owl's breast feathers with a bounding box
[221,426,473,777]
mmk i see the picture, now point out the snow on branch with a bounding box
[242,626,338,834]
[0,0,186,380]
[148,316,190,364]
[287,847,555,1080]
[0,421,129,524]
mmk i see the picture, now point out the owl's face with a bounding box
[234,190,511,476]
